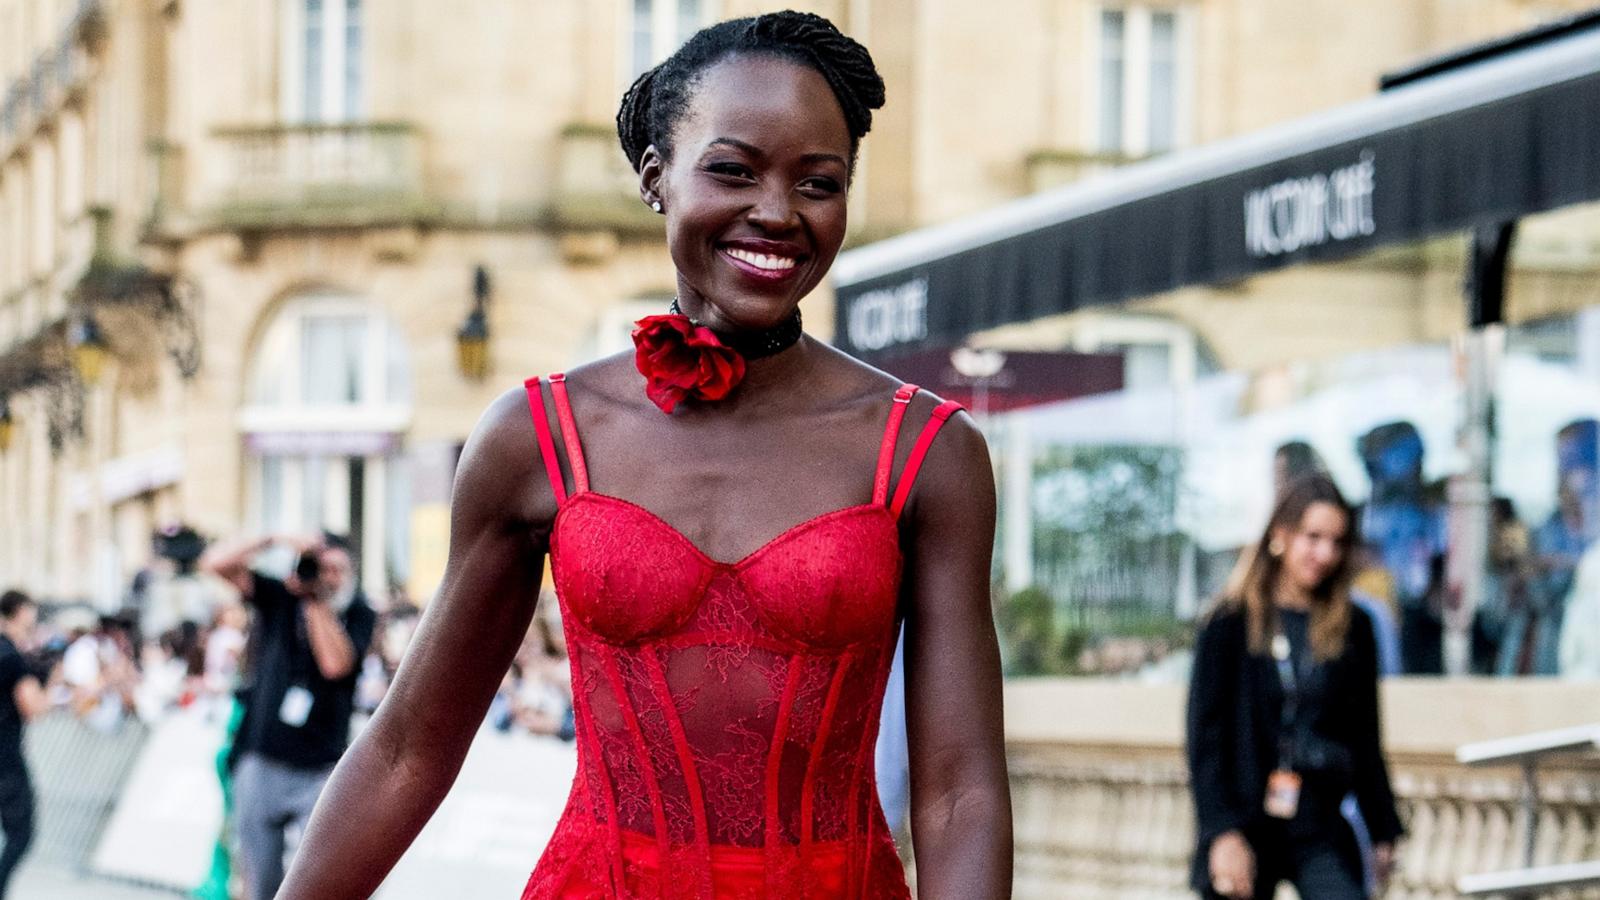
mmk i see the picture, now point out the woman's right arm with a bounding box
[1187,612,1253,889]
[278,388,555,899]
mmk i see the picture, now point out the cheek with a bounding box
[1288,540,1322,575]
[807,202,849,253]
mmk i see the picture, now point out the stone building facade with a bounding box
[0,0,1591,606]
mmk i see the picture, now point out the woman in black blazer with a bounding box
[1187,474,1404,899]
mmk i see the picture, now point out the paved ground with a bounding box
[14,864,183,898]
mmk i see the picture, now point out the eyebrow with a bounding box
[707,137,847,168]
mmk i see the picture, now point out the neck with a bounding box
[723,335,817,408]
[1274,577,1313,611]
[1,623,23,646]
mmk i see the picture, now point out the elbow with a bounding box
[915,761,1012,835]
[317,656,357,681]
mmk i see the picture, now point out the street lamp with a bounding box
[69,313,109,386]
[456,265,491,381]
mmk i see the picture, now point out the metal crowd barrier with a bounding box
[1455,724,1600,897]
[22,710,152,871]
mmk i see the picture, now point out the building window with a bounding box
[1098,11,1126,153]
[628,0,708,79]
[244,294,413,594]
[249,295,411,413]
[282,0,364,123]
[1094,5,1191,157]
[1147,11,1178,153]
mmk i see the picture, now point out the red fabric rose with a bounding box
[631,314,747,414]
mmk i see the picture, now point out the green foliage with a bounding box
[995,444,1194,676]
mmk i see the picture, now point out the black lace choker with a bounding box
[670,299,803,360]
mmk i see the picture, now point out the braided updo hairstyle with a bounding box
[616,11,885,176]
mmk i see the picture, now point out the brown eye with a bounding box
[705,162,754,181]
[799,177,842,196]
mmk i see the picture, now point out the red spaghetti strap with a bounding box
[547,374,590,495]
[888,399,964,519]
[871,385,919,506]
[524,376,568,505]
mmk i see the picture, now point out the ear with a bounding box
[638,144,666,213]
[1267,525,1291,556]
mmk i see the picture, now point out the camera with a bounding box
[296,549,322,583]
[25,639,67,683]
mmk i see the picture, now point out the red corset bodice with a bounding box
[518,375,961,900]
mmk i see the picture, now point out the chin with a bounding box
[708,289,806,330]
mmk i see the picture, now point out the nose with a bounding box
[746,180,799,233]
[1315,540,1342,568]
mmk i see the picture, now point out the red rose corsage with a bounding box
[631,314,748,414]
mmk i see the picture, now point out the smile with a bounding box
[723,247,797,271]
[719,246,803,282]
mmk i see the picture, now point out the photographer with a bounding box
[200,534,376,900]
[1186,476,1404,899]
[0,591,50,899]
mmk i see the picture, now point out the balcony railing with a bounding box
[550,122,659,235]
[207,122,431,228]
[1024,147,1142,193]
[0,0,99,158]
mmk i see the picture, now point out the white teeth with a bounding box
[725,248,797,271]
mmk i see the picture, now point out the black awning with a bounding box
[832,26,1600,359]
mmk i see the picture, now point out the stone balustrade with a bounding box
[1004,678,1600,899]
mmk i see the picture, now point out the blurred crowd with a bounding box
[1015,418,1600,681]
[6,525,574,741]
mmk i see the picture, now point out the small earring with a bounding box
[650,200,663,213]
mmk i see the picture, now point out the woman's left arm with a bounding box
[902,411,1013,899]
[1350,618,1405,846]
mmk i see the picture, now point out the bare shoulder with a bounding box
[904,398,991,502]
[814,344,992,516]
[559,351,652,419]
[453,385,548,529]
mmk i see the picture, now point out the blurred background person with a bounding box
[1274,442,1402,896]
[203,601,249,700]
[200,533,376,900]
[1559,539,1600,678]
[1358,423,1449,675]
[1477,498,1536,675]
[1524,420,1599,674]
[0,591,51,899]
[1187,475,1403,899]
[508,611,573,741]
[61,614,140,733]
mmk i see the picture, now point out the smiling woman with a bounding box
[275,12,1012,900]
[620,15,878,333]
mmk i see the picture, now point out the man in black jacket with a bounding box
[201,534,376,900]
[0,591,49,900]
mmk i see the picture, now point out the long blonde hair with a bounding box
[1214,474,1354,662]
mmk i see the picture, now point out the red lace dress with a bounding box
[518,375,962,900]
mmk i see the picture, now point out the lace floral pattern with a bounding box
[519,377,960,900]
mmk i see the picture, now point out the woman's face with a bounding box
[1275,501,1349,593]
[645,54,852,332]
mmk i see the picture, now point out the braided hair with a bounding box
[616,11,886,176]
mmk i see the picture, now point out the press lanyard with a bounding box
[1271,631,1307,771]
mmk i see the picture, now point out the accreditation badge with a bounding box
[1264,769,1302,819]
[279,684,314,727]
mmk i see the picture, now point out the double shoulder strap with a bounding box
[524,373,587,505]
[524,375,962,519]
[871,384,964,518]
